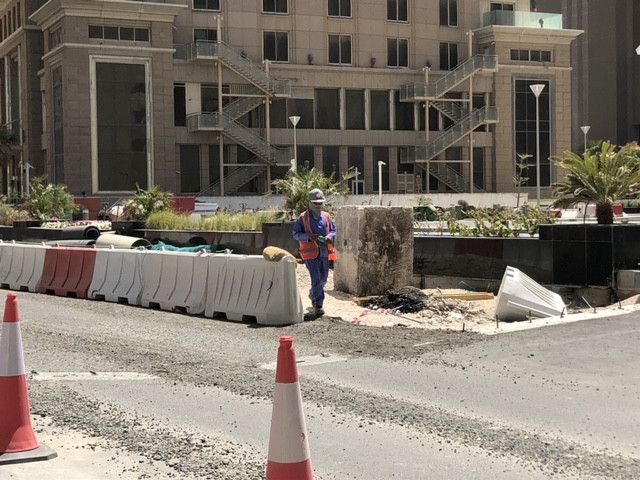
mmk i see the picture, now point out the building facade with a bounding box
[537,0,640,151]
[1,0,581,198]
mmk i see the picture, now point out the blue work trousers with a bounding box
[305,257,329,308]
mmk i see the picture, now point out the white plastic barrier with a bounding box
[496,266,565,322]
[89,249,144,304]
[0,242,47,292]
[5,244,47,292]
[204,254,303,326]
[0,241,15,285]
[140,250,209,314]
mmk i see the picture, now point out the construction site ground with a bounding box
[2,289,640,479]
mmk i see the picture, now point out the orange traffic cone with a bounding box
[266,336,314,480]
[0,293,57,465]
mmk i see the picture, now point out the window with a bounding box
[328,35,351,65]
[52,67,64,183]
[370,90,389,130]
[201,85,217,113]
[16,2,20,27]
[194,28,217,43]
[394,91,413,131]
[348,147,365,194]
[440,42,458,70]
[373,147,390,192]
[323,146,340,178]
[287,99,314,129]
[345,90,364,130]
[193,0,220,10]
[510,49,552,62]
[49,28,62,50]
[263,0,287,14]
[473,147,485,190]
[439,0,457,26]
[514,79,551,187]
[297,146,315,171]
[419,102,440,131]
[88,25,150,42]
[328,0,351,17]
[263,31,289,62]
[387,38,408,67]
[490,2,514,10]
[180,145,201,193]
[269,99,287,128]
[208,144,229,185]
[174,83,186,126]
[315,89,340,129]
[95,62,148,191]
[387,0,408,21]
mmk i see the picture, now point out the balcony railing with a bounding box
[483,10,564,29]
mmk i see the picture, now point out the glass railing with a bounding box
[483,10,564,29]
[400,55,497,101]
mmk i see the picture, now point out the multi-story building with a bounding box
[537,0,640,151]
[2,0,581,198]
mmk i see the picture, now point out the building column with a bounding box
[339,88,346,130]
[389,90,395,131]
[364,89,371,131]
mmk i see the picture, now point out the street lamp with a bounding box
[289,115,300,171]
[580,125,591,152]
[377,161,386,205]
[529,83,546,207]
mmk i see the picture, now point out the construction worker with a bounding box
[293,189,337,317]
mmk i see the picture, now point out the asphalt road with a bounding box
[1,291,639,479]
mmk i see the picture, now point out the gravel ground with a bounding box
[19,300,640,479]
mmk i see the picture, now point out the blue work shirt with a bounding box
[292,210,337,258]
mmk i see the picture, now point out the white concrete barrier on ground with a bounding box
[204,254,303,325]
[496,266,565,322]
[0,241,14,285]
[89,249,144,304]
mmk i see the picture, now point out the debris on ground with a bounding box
[367,286,429,313]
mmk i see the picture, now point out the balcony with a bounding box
[483,10,563,30]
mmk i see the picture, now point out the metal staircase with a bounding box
[431,100,467,123]
[183,41,294,194]
[402,107,498,193]
[200,163,267,196]
[188,41,291,96]
[400,54,498,192]
[400,55,498,101]
[426,163,485,193]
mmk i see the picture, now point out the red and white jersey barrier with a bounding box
[266,336,314,480]
[0,293,56,465]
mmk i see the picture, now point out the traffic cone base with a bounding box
[0,293,57,466]
[0,444,58,466]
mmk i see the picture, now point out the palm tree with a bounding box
[551,141,640,224]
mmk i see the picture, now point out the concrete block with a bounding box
[334,206,413,296]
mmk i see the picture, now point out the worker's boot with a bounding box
[314,307,325,317]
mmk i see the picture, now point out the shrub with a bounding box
[0,197,30,226]
[145,210,281,232]
[271,168,354,219]
[122,185,172,221]
[21,177,77,220]
[443,207,555,238]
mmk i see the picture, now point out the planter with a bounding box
[135,229,264,255]
[539,224,640,286]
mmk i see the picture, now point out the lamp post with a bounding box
[580,125,591,152]
[529,83,546,207]
[288,115,300,171]
[377,161,386,205]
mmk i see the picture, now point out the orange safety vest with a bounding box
[299,211,337,262]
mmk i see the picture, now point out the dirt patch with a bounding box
[297,267,495,331]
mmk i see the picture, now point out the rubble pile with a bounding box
[367,287,429,313]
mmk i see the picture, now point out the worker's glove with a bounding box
[317,235,326,243]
